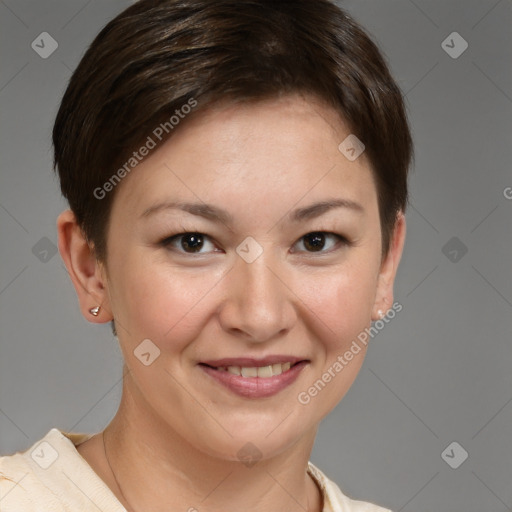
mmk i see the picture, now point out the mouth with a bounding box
[198,360,303,378]
[198,357,309,398]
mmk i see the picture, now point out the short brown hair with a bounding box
[53,0,412,262]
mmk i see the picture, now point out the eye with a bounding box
[161,232,218,254]
[292,231,346,253]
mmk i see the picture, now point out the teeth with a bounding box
[222,362,294,378]
[257,365,273,378]
[271,363,282,376]
[241,367,258,378]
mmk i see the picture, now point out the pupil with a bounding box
[304,232,325,252]
[182,233,203,252]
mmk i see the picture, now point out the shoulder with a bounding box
[0,428,93,512]
[307,462,393,512]
[0,443,62,511]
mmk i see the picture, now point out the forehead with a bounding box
[111,95,378,221]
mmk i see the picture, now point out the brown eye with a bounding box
[303,232,326,252]
[180,233,204,252]
[162,232,217,254]
[293,232,346,254]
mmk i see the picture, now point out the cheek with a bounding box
[297,260,378,348]
[294,261,379,410]
[113,254,226,350]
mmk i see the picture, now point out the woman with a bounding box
[0,0,412,510]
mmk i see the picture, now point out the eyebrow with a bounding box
[141,201,233,224]
[290,199,364,221]
[140,198,364,224]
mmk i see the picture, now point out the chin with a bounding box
[194,420,312,464]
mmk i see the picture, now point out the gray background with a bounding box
[0,1,511,511]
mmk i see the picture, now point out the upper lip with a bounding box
[200,355,308,367]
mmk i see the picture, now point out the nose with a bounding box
[218,252,297,343]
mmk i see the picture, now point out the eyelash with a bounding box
[159,231,350,256]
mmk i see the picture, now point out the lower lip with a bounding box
[199,362,308,399]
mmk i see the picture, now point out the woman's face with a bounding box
[98,95,402,461]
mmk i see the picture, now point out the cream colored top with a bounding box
[0,428,392,511]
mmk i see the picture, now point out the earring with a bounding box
[89,306,101,317]
[377,309,384,319]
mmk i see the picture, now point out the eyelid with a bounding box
[161,231,221,254]
[159,230,350,255]
[291,231,349,255]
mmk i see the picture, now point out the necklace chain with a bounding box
[102,430,135,512]
[102,431,317,512]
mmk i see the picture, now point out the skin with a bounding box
[57,94,405,512]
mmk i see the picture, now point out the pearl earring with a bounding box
[89,306,101,316]
[377,309,384,319]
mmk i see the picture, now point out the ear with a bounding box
[371,212,406,321]
[57,209,113,323]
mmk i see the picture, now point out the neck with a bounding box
[102,373,322,512]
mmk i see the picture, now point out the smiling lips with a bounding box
[218,362,292,378]
[198,356,309,398]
